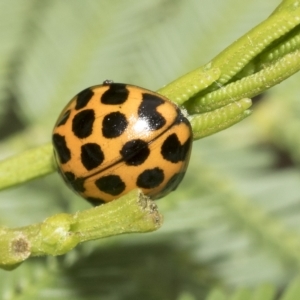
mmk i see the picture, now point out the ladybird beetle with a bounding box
[52,81,192,205]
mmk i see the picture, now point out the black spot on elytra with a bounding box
[75,88,94,110]
[72,109,95,138]
[120,139,150,166]
[56,110,71,127]
[64,171,75,182]
[161,133,192,163]
[102,112,128,138]
[95,175,125,196]
[53,134,71,164]
[81,143,104,170]
[63,172,86,193]
[136,167,164,189]
[86,197,106,206]
[138,93,166,131]
[101,83,129,105]
[174,109,190,125]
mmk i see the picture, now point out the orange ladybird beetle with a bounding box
[52,80,192,205]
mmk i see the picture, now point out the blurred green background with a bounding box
[1,0,300,299]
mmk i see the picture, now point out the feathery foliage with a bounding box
[0,0,300,299]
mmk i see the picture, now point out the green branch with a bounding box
[0,143,55,191]
[0,190,162,270]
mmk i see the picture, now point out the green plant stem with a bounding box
[158,0,300,113]
[0,190,162,270]
[183,2,300,114]
[189,98,252,140]
[199,0,300,89]
[158,67,221,105]
[0,143,55,191]
[187,50,300,113]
